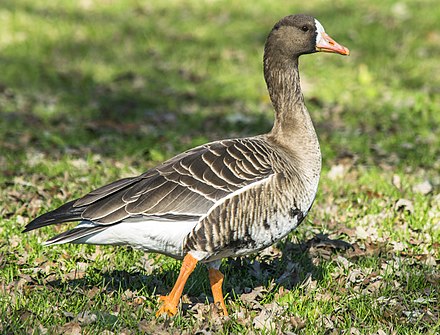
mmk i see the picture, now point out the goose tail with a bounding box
[23,200,83,233]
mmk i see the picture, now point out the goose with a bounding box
[24,14,349,317]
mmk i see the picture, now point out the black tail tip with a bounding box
[21,199,82,234]
[22,221,40,233]
[22,226,33,233]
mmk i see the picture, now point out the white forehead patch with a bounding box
[314,19,326,44]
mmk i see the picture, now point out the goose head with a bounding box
[265,14,349,59]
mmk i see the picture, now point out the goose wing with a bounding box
[24,137,275,232]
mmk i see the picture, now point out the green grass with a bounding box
[1,0,439,334]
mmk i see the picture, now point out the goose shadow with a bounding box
[44,234,352,311]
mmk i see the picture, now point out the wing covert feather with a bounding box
[56,137,276,225]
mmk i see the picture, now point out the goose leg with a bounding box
[208,261,228,316]
[156,253,198,317]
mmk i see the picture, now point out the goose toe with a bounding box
[156,295,179,317]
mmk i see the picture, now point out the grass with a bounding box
[1,0,439,334]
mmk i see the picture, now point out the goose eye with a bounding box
[301,25,309,32]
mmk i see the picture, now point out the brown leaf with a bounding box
[259,245,282,258]
[403,309,424,323]
[276,261,300,285]
[231,306,249,326]
[138,319,170,335]
[395,199,414,214]
[240,286,265,304]
[315,292,333,302]
[86,286,102,299]
[335,255,352,270]
[208,302,226,320]
[364,280,382,293]
[298,273,317,291]
[99,331,115,335]
[36,324,48,335]
[328,164,347,180]
[344,243,367,260]
[392,174,402,190]
[63,269,86,281]
[290,316,306,330]
[57,322,82,335]
[319,315,334,329]
[133,296,147,306]
[274,286,290,300]
[76,311,98,325]
[426,273,440,284]
[412,180,433,195]
[253,308,275,330]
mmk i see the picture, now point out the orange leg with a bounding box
[208,268,228,316]
[156,253,198,317]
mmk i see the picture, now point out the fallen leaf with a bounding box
[328,164,346,180]
[335,255,352,270]
[37,324,48,335]
[315,292,333,302]
[99,331,114,335]
[253,308,275,330]
[412,180,432,195]
[395,199,414,214]
[357,212,393,228]
[392,174,401,189]
[290,316,306,330]
[138,319,169,335]
[86,286,102,299]
[320,315,334,329]
[412,297,436,304]
[276,261,300,285]
[403,309,423,323]
[299,273,317,290]
[391,241,406,252]
[306,234,353,251]
[420,254,437,266]
[76,311,98,325]
[363,280,382,293]
[232,307,249,326]
[347,269,363,284]
[133,296,147,305]
[57,322,82,335]
[240,286,265,304]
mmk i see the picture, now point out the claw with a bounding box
[156,295,178,317]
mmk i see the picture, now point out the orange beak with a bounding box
[316,32,350,56]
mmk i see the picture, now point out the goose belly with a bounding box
[74,219,198,259]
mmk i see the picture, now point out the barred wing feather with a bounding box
[24,137,275,232]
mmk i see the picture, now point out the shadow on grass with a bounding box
[43,236,352,313]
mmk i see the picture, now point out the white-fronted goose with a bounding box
[24,14,349,316]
